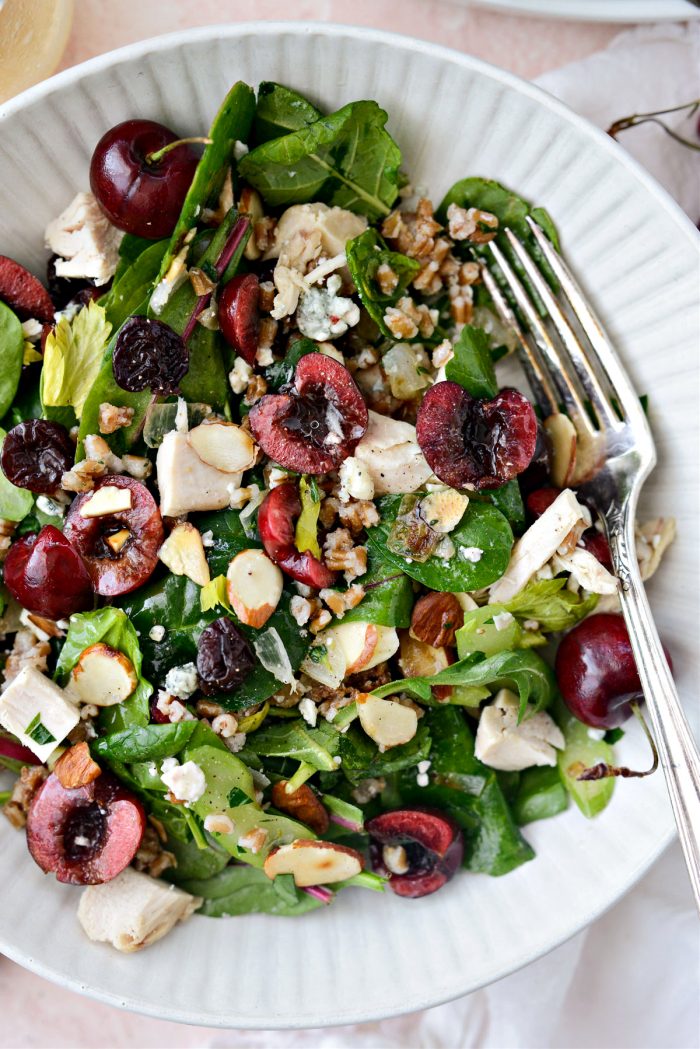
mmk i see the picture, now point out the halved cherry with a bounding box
[63,475,164,596]
[249,354,368,475]
[367,808,464,898]
[4,526,94,620]
[416,382,537,491]
[218,274,260,365]
[26,771,145,885]
[0,254,54,322]
[258,482,337,589]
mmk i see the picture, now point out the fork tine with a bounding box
[502,228,621,431]
[479,264,558,418]
[485,239,597,436]
[526,216,648,429]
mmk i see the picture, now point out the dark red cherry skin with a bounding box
[556,613,671,729]
[218,274,260,366]
[249,354,368,475]
[257,482,337,589]
[0,254,54,322]
[1,419,74,496]
[0,736,42,766]
[90,120,199,239]
[63,475,164,596]
[416,382,538,491]
[518,420,552,497]
[26,771,145,885]
[4,526,94,620]
[367,808,464,899]
[526,486,561,519]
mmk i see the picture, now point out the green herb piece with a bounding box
[345,228,420,336]
[24,714,56,746]
[0,301,24,417]
[254,81,322,144]
[41,301,112,419]
[91,722,196,763]
[239,100,402,219]
[505,578,598,633]
[0,428,34,522]
[295,477,321,558]
[227,786,250,808]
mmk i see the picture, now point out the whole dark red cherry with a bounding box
[367,809,464,898]
[249,354,368,475]
[218,274,260,366]
[1,419,74,496]
[63,475,164,596]
[416,382,538,491]
[4,526,93,620]
[196,618,256,696]
[26,771,145,885]
[556,613,671,729]
[89,119,199,238]
[257,482,337,589]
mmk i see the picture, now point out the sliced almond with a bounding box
[263,839,363,887]
[419,489,469,534]
[226,549,283,628]
[79,484,132,518]
[356,694,418,749]
[105,528,131,555]
[54,741,101,789]
[544,413,577,489]
[158,523,211,587]
[187,421,256,474]
[325,621,399,675]
[239,187,265,261]
[69,643,137,707]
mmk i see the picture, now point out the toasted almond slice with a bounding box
[325,621,399,675]
[263,839,363,887]
[105,528,131,554]
[158,522,211,588]
[544,413,577,489]
[240,187,265,261]
[419,489,469,534]
[357,694,418,749]
[226,548,283,628]
[187,422,256,474]
[54,741,102,789]
[70,643,137,707]
[79,485,132,518]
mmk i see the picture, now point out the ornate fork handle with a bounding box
[608,503,700,909]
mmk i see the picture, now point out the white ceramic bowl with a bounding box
[0,22,698,1030]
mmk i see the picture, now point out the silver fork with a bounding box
[480,217,700,910]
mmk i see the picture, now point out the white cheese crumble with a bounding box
[35,495,66,518]
[229,357,253,394]
[587,728,607,741]
[298,696,318,728]
[200,530,215,548]
[493,611,515,632]
[459,546,483,563]
[225,732,247,753]
[296,274,360,341]
[163,663,198,699]
[148,625,166,642]
[338,456,375,503]
[161,759,206,805]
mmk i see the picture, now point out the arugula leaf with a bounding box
[338,721,431,786]
[505,578,598,633]
[254,81,322,144]
[92,722,196,763]
[239,101,402,220]
[157,81,256,283]
[345,228,420,336]
[251,720,338,771]
[41,301,112,419]
[179,864,323,917]
[0,301,24,417]
[372,648,556,718]
[0,428,33,522]
[444,324,497,398]
[338,549,414,628]
[367,496,513,593]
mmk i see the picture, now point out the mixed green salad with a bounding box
[0,80,674,953]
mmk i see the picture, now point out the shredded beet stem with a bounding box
[330,813,363,832]
[182,215,250,342]
[302,884,334,904]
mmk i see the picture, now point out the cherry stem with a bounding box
[146,136,212,165]
[577,702,659,781]
[607,98,700,152]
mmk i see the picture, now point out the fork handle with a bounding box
[610,510,700,912]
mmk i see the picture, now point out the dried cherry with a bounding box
[112,316,189,395]
[1,419,74,496]
[196,617,256,696]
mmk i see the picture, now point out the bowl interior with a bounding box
[0,22,698,1029]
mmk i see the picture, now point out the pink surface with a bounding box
[3,3,626,1046]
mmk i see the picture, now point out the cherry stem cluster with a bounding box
[577,702,659,781]
[607,99,700,152]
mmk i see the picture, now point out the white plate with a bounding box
[466,0,700,21]
[0,22,698,1030]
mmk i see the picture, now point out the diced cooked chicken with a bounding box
[551,547,618,595]
[265,202,367,266]
[353,410,433,495]
[475,689,565,772]
[77,868,201,952]
[156,431,243,517]
[45,191,123,286]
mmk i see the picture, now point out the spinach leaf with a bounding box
[92,722,196,763]
[251,719,338,771]
[505,578,598,633]
[336,549,414,628]
[0,428,34,521]
[179,865,323,917]
[0,301,24,417]
[339,721,431,786]
[444,324,497,399]
[396,707,534,875]
[486,481,525,532]
[254,81,322,144]
[437,178,558,248]
[513,765,568,825]
[263,336,316,391]
[102,239,168,330]
[157,81,256,282]
[373,648,556,718]
[345,229,420,336]
[114,233,158,272]
[239,101,402,220]
[367,496,512,592]
[164,833,230,883]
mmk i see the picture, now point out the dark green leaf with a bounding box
[263,337,316,391]
[0,301,24,418]
[346,228,420,336]
[101,239,168,330]
[444,324,497,399]
[339,721,431,786]
[227,786,250,807]
[486,481,526,532]
[252,720,338,771]
[513,765,568,825]
[24,714,55,746]
[179,865,323,917]
[164,834,230,883]
[92,722,196,763]
[336,549,414,628]
[437,178,557,246]
[254,81,322,144]
[239,101,402,220]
